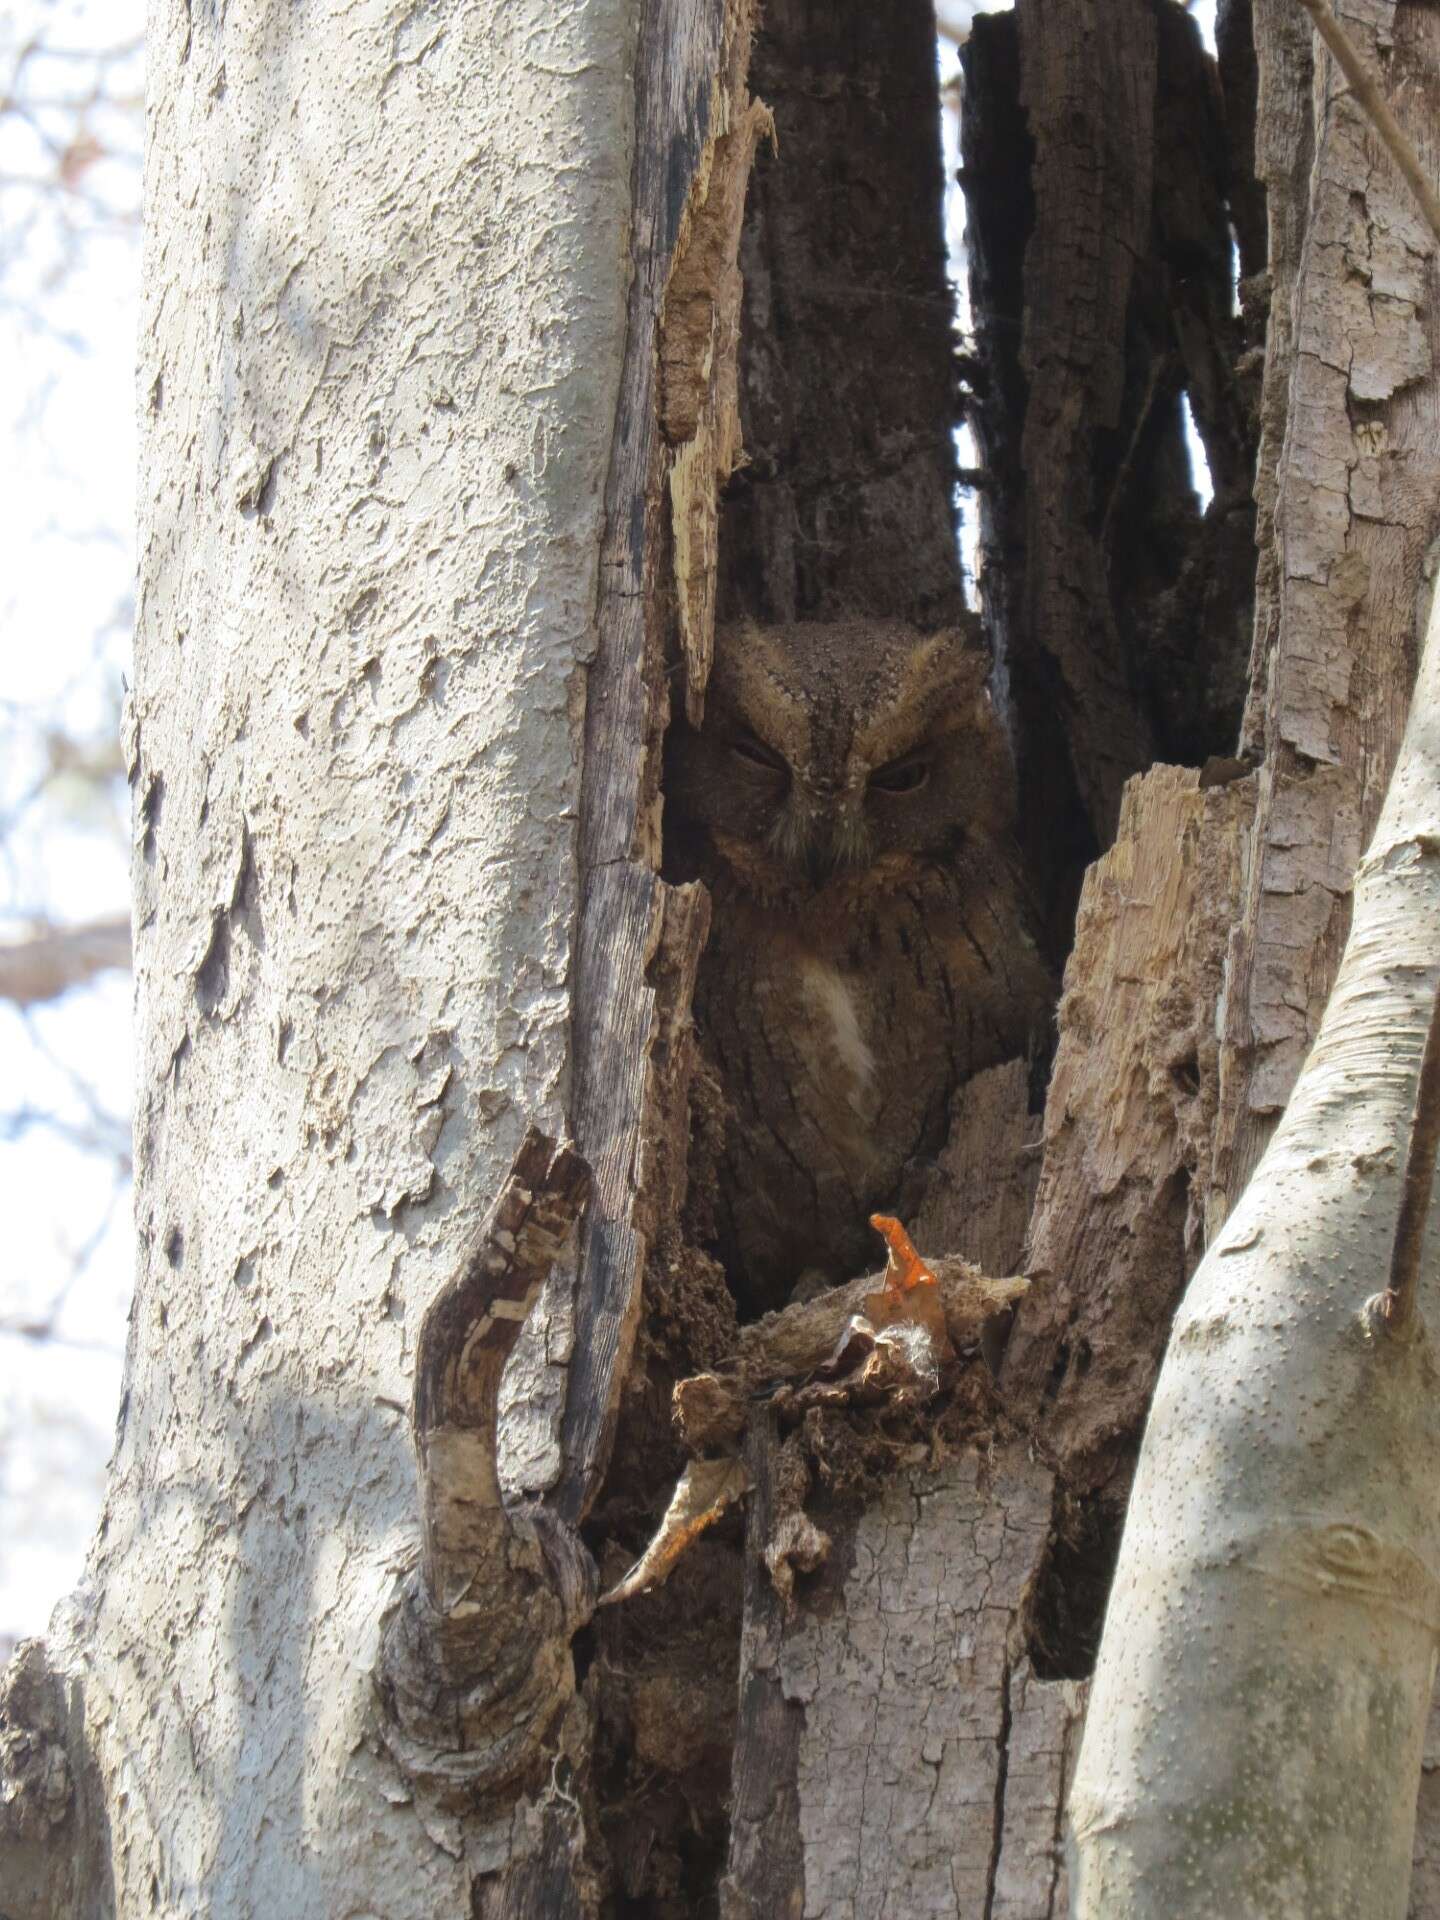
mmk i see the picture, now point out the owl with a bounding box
[665,619,1052,1317]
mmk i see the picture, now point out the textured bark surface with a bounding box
[1068,7,1440,1906]
[962,0,1255,943]
[39,0,641,1908]
[16,0,1440,1911]
[1005,764,1256,1498]
[1073,548,1440,1920]
[911,1058,1042,1282]
[724,1441,1083,1920]
[1214,0,1440,1215]
[717,0,966,629]
[1412,1699,1440,1919]
[557,0,753,1531]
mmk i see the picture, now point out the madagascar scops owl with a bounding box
[665,619,1052,1315]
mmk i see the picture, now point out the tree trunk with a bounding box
[6,0,1440,1914]
[1071,484,1440,1920]
[9,0,643,1907]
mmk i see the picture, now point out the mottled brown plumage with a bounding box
[666,620,1053,1315]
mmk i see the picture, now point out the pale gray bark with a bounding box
[1070,570,1440,1914]
[25,0,637,1909]
[1215,0,1440,1212]
[10,0,1440,1912]
[777,1447,1056,1918]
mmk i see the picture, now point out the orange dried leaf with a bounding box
[869,1213,937,1295]
[865,1214,953,1363]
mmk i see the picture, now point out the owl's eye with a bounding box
[869,755,930,796]
[729,733,788,776]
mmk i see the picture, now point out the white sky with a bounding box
[0,0,142,1648]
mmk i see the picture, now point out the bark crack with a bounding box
[982,1651,1014,1920]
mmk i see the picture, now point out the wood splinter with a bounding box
[377,1126,596,1805]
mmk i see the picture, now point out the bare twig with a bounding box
[0,915,130,1006]
[1293,0,1440,246]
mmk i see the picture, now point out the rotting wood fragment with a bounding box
[659,0,770,726]
[598,1456,751,1606]
[674,1256,1026,1453]
[961,2,1253,941]
[1004,764,1254,1496]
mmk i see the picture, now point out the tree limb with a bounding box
[1070,544,1440,1917]
[0,917,130,1008]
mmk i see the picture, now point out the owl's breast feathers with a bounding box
[695,850,1049,1306]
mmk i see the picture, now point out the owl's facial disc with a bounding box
[763,767,872,890]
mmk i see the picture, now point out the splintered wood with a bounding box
[659,0,771,725]
[1004,764,1254,1490]
[672,1254,1024,1453]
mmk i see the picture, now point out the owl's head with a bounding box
[665,620,1015,898]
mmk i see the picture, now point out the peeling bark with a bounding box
[1215,0,1440,1212]
[376,1131,594,1830]
[557,0,753,1532]
[1006,764,1256,1496]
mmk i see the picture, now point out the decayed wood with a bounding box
[717,0,967,628]
[912,1056,1042,1279]
[1004,764,1256,1493]
[673,1255,1025,1452]
[1214,0,1440,1216]
[718,1415,805,1920]
[995,0,1168,857]
[661,22,773,721]
[1217,0,1268,280]
[963,1,1252,937]
[558,0,749,1529]
[598,1456,751,1606]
